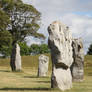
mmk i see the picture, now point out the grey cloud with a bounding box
[23,0,92,12]
[61,14,92,54]
[34,0,92,12]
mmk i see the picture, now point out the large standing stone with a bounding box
[38,54,49,77]
[71,38,84,82]
[10,43,21,71]
[48,21,73,91]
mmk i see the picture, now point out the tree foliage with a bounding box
[30,44,50,55]
[19,42,31,56]
[87,44,92,55]
[0,10,10,31]
[0,0,45,57]
[30,44,40,54]
[39,44,50,54]
[0,0,45,45]
[16,43,50,56]
[0,31,12,57]
[0,41,50,57]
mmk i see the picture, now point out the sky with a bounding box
[22,0,92,54]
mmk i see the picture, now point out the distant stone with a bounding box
[48,21,73,91]
[71,38,84,82]
[38,54,49,77]
[10,43,21,71]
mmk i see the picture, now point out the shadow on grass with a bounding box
[0,70,24,73]
[24,76,50,78]
[24,76,38,78]
[35,80,50,83]
[88,73,92,76]
[0,70,10,72]
[0,87,51,91]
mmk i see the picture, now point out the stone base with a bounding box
[51,68,72,91]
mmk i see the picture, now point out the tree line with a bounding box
[18,43,50,56]
[0,42,50,57]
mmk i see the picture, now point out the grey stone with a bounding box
[38,54,49,77]
[71,38,84,82]
[48,21,73,91]
[10,43,21,71]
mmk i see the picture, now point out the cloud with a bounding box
[61,14,92,53]
[25,36,44,46]
[22,0,92,54]
[22,0,35,5]
[33,0,92,12]
[40,13,92,54]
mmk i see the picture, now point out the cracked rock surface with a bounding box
[48,21,73,91]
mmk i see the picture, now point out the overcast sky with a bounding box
[22,0,92,54]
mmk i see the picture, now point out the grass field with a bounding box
[0,54,92,92]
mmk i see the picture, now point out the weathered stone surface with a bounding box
[71,38,84,82]
[38,54,49,77]
[10,43,21,71]
[48,21,73,91]
[51,68,72,90]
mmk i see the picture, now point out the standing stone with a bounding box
[38,54,49,77]
[48,21,73,91]
[71,38,84,82]
[10,43,21,71]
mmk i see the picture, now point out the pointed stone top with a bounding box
[51,21,67,27]
[39,54,49,60]
[48,21,69,34]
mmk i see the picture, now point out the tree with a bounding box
[0,31,12,57]
[30,44,50,55]
[30,44,40,55]
[0,0,45,45]
[0,5,12,57]
[19,42,31,56]
[87,44,92,55]
[0,0,45,71]
[39,44,50,54]
[0,10,10,31]
[0,9,12,57]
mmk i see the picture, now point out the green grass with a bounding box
[0,54,92,92]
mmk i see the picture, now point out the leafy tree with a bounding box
[0,0,45,71]
[0,10,10,31]
[0,31,12,57]
[19,42,31,56]
[0,0,45,57]
[87,44,92,55]
[30,44,50,55]
[0,0,45,45]
[0,5,12,57]
[39,44,50,54]
[30,44,40,55]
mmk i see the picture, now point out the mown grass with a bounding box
[0,54,52,70]
[0,54,92,92]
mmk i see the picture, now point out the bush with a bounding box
[30,44,50,55]
[87,44,92,55]
[19,42,31,56]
